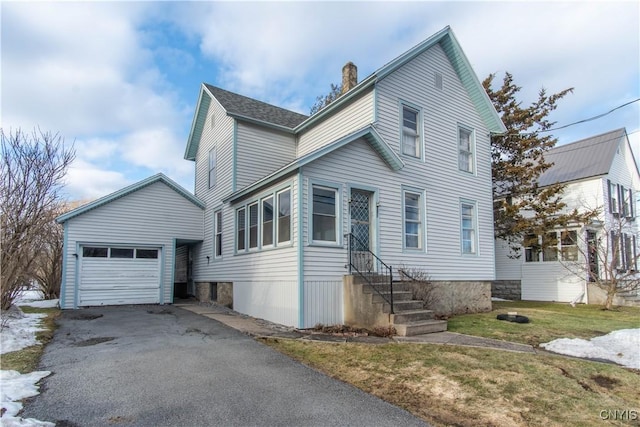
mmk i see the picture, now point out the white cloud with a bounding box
[64,159,132,201]
[120,127,193,177]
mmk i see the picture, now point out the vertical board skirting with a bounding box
[303,280,344,328]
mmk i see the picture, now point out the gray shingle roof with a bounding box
[204,84,308,129]
[538,128,626,186]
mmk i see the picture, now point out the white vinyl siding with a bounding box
[297,89,374,157]
[236,122,296,190]
[60,181,204,309]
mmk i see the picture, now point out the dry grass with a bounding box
[448,301,640,346]
[0,307,60,373]
[263,338,640,427]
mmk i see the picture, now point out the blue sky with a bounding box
[2,1,639,201]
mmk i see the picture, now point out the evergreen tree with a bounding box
[484,72,594,256]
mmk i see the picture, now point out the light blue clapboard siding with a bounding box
[192,174,300,327]
[61,182,203,308]
[236,122,296,190]
[297,89,374,157]
[373,42,495,279]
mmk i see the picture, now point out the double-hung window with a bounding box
[208,147,217,188]
[542,232,558,261]
[458,126,474,173]
[560,230,578,261]
[312,186,338,243]
[524,234,540,262]
[401,105,420,158]
[277,189,291,244]
[262,196,274,247]
[403,191,423,250]
[248,203,259,249]
[214,210,222,257]
[236,208,246,251]
[461,202,476,254]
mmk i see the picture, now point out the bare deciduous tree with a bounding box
[561,217,640,310]
[1,128,75,310]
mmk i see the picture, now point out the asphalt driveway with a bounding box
[22,305,427,426]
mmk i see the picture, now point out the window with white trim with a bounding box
[277,189,291,244]
[524,234,540,262]
[214,210,222,257]
[312,186,338,243]
[403,191,423,250]
[542,232,558,261]
[248,203,259,249]
[461,202,476,254]
[208,147,217,188]
[560,230,578,261]
[236,207,246,251]
[401,105,420,158]
[262,196,274,247]
[458,126,474,173]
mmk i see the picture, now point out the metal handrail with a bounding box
[345,233,394,314]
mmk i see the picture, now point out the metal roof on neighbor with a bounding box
[204,84,308,129]
[538,128,626,186]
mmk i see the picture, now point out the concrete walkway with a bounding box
[174,301,537,354]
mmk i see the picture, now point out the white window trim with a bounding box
[460,200,478,255]
[261,196,275,249]
[233,183,294,255]
[248,202,259,251]
[277,188,292,245]
[458,124,475,174]
[309,181,342,247]
[208,147,217,188]
[214,209,223,258]
[402,187,426,252]
[399,101,423,160]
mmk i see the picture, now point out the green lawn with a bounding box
[447,301,640,346]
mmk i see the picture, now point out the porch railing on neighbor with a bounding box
[345,233,394,314]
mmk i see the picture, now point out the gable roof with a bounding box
[538,128,628,186]
[185,26,505,161]
[57,173,205,223]
[224,125,404,203]
[295,26,506,135]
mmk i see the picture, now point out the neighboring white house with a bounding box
[58,26,506,328]
[494,128,640,303]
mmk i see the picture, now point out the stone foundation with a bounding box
[491,280,522,301]
[195,282,211,302]
[216,282,233,308]
[404,280,492,317]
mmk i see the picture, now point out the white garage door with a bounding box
[79,246,161,306]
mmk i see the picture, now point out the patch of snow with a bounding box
[0,370,54,427]
[541,329,640,369]
[491,297,511,301]
[13,290,44,304]
[1,311,47,355]
[18,300,59,309]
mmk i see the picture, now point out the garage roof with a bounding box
[57,173,205,223]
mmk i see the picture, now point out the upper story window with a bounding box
[209,147,217,188]
[403,190,423,250]
[277,189,291,244]
[458,126,474,173]
[460,202,477,254]
[312,185,338,243]
[401,105,421,158]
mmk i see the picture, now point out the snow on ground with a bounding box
[1,291,56,426]
[541,329,640,369]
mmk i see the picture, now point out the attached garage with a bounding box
[78,246,162,306]
[57,174,204,309]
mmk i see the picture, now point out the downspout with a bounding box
[297,170,305,328]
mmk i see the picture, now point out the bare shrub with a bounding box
[397,265,440,309]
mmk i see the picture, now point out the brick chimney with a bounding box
[341,62,357,94]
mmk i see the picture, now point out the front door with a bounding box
[350,189,375,273]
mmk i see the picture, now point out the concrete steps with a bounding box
[356,279,447,337]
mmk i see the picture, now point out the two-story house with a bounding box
[57,26,506,329]
[494,128,640,304]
